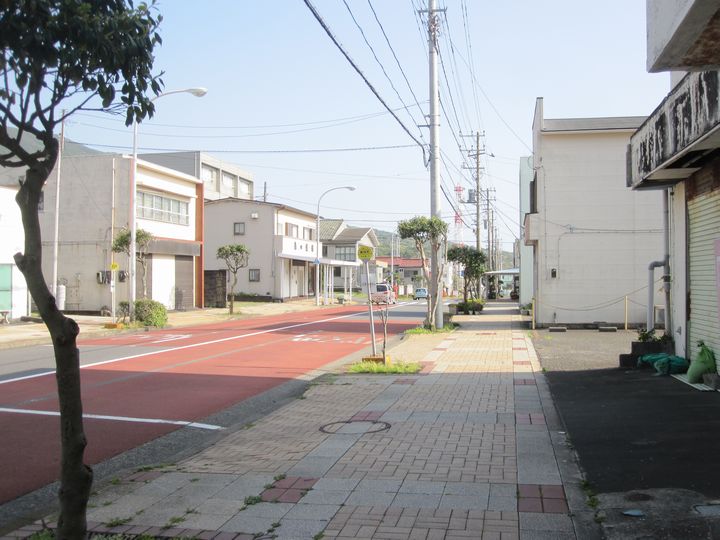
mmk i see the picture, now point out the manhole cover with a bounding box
[319,420,390,435]
[625,492,654,502]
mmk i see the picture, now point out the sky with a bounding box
[63,0,671,254]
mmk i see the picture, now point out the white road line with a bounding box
[0,406,224,431]
[0,302,414,386]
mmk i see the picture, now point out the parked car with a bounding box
[414,287,428,301]
[371,283,396,304]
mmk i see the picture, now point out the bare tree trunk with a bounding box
[229,272,237,314]
[140,257,148,298]
[415,241,434,329]
[15,162,92,540]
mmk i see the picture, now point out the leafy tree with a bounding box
[0,2,163,537]
[112,228,154,300]
[397,216,448,329]
[216,244,249,314]
[447,245,486,303]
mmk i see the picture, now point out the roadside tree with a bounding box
[447,245,486,302]
[0,1,163,537]
[112,228,154,300]
[398,216,448,329]
[216,244,249,314]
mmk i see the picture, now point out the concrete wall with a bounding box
[669,183,688,357]
[0,186,28,319]
[534,130,664,326]
[647,0,720,72]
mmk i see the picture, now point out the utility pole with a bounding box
[263,181,267,202]
[486,188,492,270]
[51,111,66,298]
[461,131,487,254]
[428,0,443,329]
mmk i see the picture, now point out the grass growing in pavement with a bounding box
[348,361,421,374]
[404,322,459,334]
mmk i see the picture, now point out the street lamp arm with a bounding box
[315,185,356,306]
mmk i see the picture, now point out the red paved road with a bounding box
[0,304,420,504]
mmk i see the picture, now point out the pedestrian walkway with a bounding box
[6,302,593,539]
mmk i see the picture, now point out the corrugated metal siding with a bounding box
[174,255,194,310]
[688,189,720,364]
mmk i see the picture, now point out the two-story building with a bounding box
[39,153,204,313]
[319,219,379,293]
[0,186,28,320]
[626,0,720,360]
[523,98,664,327]
[204,199,357,304]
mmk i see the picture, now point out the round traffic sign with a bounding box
[357,245,374,261]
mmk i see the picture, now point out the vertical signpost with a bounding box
[358,245,377,356]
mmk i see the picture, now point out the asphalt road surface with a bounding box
[0,302,425,505]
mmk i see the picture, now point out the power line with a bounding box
[71,141,417,154]
[367,0,426,125]
[302,0,428,164]
[341,0,426,143]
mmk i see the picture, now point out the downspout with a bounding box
[662,189,672,338]
[647,188,671,334]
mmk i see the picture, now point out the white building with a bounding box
[320,219,377,292]
[523,98,665,327]
[141,151,254,201]
[0,186,28,320]
[204,199,356,303]
[627,0,720,360]
[518,156,534,307]
[39,154,204,312]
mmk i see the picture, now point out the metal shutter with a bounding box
[687,189,720,363]
[174,255,194,310]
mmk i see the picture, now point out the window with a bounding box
[335,245,355,261]
[237,180,250,199]
[221,172,236,196]
[137,191,189,225]
[249,269,260,282]
[201,165,219,192]
[334,267,341,277]
[322,245,328,257]
[234,222,245,235]
[285,222,299,238]
[303,227,313,240]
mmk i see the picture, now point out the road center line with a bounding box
[0,302,415,386]
[0,407,224,431]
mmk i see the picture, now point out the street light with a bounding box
[129,87,207,317]
[315,186,355,306]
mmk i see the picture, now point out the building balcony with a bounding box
[628,70,720,189]
[274,235,317,259]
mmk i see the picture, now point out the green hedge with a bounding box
[133,299,168,327]
[456,300,485,314]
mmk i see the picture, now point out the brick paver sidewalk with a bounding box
[8,302,591,540]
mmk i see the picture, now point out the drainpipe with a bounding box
[647,189,671,334]
[662,189,672,338]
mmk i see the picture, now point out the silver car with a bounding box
[414,287,428,300]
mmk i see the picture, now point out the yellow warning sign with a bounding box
[357,245,374,261]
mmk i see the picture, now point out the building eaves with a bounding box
[204,197,318,220]
[543,116,646,133]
